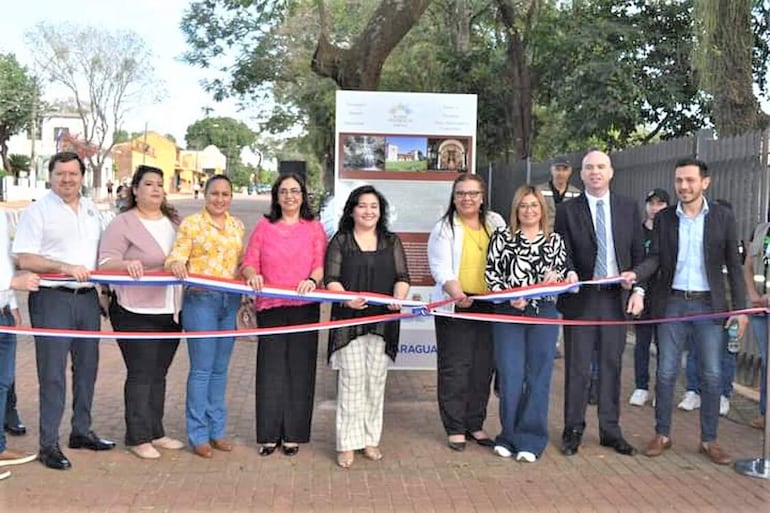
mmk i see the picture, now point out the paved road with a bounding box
[2,196,769,511]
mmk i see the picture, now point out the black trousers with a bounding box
[255,304,320,444]
[29,287,101,449]
[434,301,494,436]
[5,382,20,425]
[563,287,626,439]
[110,302,180,446]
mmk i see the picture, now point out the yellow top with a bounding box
[458,222,489,294]
[166,209,245,279]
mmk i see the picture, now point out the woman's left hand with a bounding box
[387,302,402,311]
[296,278,317,295]
[510,298,527,310]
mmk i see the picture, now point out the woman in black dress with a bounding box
[324,185,410,468]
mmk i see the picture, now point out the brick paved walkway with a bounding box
[3,309,769,512]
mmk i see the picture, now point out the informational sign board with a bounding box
[332,90,478,369]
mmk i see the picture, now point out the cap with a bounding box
[551,156,572,168]
[645,188,670,204]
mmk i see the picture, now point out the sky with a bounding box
[1,0,247,146]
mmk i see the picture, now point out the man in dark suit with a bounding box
[554,149,644,456]
[624,157,747,465]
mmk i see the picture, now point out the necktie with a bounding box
[594,199,607,277]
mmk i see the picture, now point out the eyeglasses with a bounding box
[454,190,482,199]
[278,188,302,196]
[518,202,540,210]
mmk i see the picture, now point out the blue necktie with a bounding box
[594,199,607,277]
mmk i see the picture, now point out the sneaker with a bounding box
[0,470,9,480]
[719,396,730,416]
[0,448,37,467]
[493,445,513,458]
[750,416,766,430]
[516,451,537,463]
[678,391,701,411]
[629,389,650,406]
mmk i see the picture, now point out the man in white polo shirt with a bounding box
[13,151,115,471]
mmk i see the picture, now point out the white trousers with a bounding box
[335,333,390,451]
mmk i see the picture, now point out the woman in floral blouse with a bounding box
[485,185,566,463]
[166,175,245,459]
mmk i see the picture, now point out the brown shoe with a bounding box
[750,416,766,430]
[644,435,672,457]
[210,438,233,452]
[699,441,732,465]
[0,448,37,466]
[193,443,213,458]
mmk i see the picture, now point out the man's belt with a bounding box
[671,289,711,301]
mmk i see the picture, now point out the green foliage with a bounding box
[0,53,41,173]
[8,154,31,173]
[185,116,257,184]
[535,0,707,151]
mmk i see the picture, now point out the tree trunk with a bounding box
[709,0,769,136]
[311,0,433,90]
[496,0,538,160]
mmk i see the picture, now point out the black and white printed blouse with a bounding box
[485,227,567,308]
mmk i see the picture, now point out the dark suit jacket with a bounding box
[554,192,644,318]
[632,201,747,317]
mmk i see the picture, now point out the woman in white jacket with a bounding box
[427,173,505,451]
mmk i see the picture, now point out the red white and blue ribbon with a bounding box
[3,272,765,339]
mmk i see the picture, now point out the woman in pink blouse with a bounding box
[242,174,326,457]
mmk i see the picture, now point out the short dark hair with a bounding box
[675,157,709,177]
[48,151,85,175]
[338,185,390,234]
[204,174,232,194]
[265,173,315,222]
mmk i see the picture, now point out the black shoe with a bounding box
[282,444,299,457]
[447,440,466,452]
[588,378,598,405]
[68,431,116,451]
[465,431,494,447]
[258,443,278,456]
[38,446,72,470]
[561,428,583,456]
[599,435,637,456]
[4,421,26,436]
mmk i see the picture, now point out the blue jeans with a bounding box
[685,333,736,398]
[656,296,722,442]
[0,310,16,453]
[493,302,558,456]
[750,314,768,415]
[182,289,240,447]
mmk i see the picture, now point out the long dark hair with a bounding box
[264,173,315,222]
[338,185,390,234]
[123,165,180,223]
[440,173,489,235]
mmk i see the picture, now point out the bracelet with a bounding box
[307,277,317,286]
[632,286,646,296]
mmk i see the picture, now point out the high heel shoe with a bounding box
[465,430,494,447]
[363,446,383,461]
[337,450,354,468]
[259,443,278,456]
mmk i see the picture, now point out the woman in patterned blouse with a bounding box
[165,175,245,459]
[485,185,567,463]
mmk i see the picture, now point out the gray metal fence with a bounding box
[484,129,770,389]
